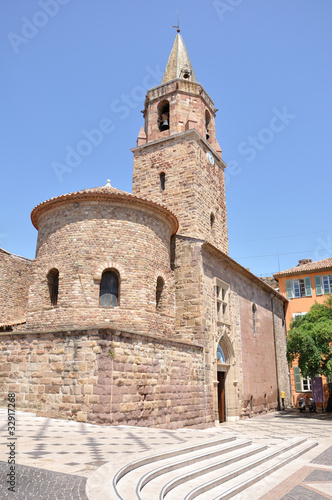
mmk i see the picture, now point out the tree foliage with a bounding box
[287,296,332,379]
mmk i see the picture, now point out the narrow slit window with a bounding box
[47,269,59,306]
[252,303,257,334]
[160,172,165,191]
[156,276,165,309]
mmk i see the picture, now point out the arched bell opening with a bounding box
[205,110,211,141]
[158,100,170,132]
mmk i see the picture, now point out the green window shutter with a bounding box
[294,366,302,392]
[286,279,293,299]
[315,276,323,295]
[304,276,312,296]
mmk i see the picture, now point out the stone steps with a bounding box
[112,436,317,500]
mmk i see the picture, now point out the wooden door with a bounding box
[217,371,225,423]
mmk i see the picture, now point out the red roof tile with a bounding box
[274,257,332,278]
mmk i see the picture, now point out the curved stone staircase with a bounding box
[111,435,317,500]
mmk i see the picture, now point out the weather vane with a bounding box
[172,10,180,33]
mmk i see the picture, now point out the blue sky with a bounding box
[1,0,331,277]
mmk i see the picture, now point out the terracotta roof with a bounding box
[31,181,179,234]
[274,257,332,278]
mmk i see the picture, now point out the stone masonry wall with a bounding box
[0,328,212,429]
[201,245,289,419]
[132,132,229,254]
[271,297,291,407]
[0,248,32,326]
[27,201,175,335]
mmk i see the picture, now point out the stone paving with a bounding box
[0,408,331,499]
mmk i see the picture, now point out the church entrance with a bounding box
[217,371,226,422]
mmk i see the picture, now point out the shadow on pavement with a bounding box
[273,408,332,421]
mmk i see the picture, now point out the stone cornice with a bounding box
[146,78,215,110]
[131,128,227,170]
[0,327,204,351]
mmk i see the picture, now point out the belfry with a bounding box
[132,31,228,253]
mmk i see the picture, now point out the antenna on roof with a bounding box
[172,10,180,33]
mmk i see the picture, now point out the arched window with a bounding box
[47,269,59,306]
[160,172,166,191]
[205,110,211,140]
[156,276,165,309]
[217,344,226,364]
[158,101,169,132]
[100,270,119,307]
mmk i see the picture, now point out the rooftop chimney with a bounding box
[298,259,312,266]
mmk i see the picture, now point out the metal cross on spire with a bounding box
[172,10,180,33]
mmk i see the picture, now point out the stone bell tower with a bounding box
[132,31,229,254]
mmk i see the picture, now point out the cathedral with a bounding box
[0,32,290,428]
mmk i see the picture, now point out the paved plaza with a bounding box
[0,408,331,499]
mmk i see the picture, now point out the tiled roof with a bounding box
[274,257,332,278]
[31,181,179,233]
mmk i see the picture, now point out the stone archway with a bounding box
[214,330,239,423]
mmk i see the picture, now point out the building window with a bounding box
[252,303,257,334]
[315,275,332,295]
[158,100,169,132]
[302,378,312,391]
[286,277,312,299]
[217,344,226,364]
[160,172,166,191]
[210,212,215,229]
[100,270,119,307]
[156,276,165,309]
[294,366,312,392]
[47,269,59,306]
[215,279,229,324]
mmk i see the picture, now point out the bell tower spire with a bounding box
[162,31,197,84]
[132,32,229,254]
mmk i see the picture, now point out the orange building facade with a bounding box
[275,258,332,408]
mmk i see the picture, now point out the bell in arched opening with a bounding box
[205,110,211,140]
[158,100,170,132]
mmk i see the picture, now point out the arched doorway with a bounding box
[217,344,228,422]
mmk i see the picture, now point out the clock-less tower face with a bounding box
[132,33,229,255]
